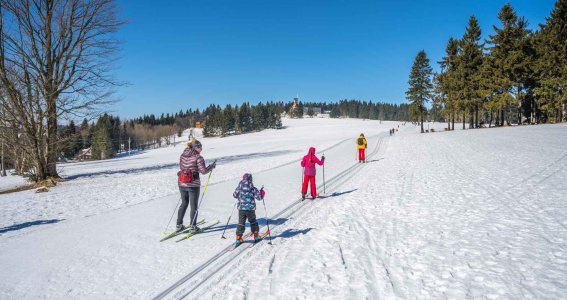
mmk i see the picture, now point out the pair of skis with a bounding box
[159,219,219,242]
[229,229,270,251]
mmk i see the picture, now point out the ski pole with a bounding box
[221,200,238,239]
[261,186,273,245]
[163,196,181,234]
[189,160,216,228]
[323,153,326,195]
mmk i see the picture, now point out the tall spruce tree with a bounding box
[406,50,434,133]
[221,104,236,136]
[237,102,252,133]
[458,16,484,129]
[534,0,567,123]
[91,115,113,160]
[487,4,533,125]
[437,37,461,130]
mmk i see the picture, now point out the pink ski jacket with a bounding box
[301,147,324,177]
[178,148,213,188]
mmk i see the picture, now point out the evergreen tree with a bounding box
[294,101,304,118]
[307,107,315,117]
[203,104,222,137]
[378,108,385,123]
[437,37,460,130]
[91,114,113,160]
[80,119,91,149]
[458,16,484,129]
[237,102,252,133]
[221,104,236,136]
[533,0,567,123]
[330,106,341,118]
[487,4,533,125]
[406,50,434,133]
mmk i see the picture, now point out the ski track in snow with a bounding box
[1,120,566,299]
[157,133,388,299]
[198,124,567,300]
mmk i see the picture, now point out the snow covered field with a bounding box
[0,118,566,299]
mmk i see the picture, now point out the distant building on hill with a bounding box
[76,147,92,161]
[303,107,322,115]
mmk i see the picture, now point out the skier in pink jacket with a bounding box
[300,147,325,200]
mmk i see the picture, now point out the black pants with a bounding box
[236,210,259,236]
[177,187,200,226]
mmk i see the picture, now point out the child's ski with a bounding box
[175,220,220,243]
[248,229,270,248]
[228,230,269,252]
[160,219,205,242]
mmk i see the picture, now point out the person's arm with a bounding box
[252,186,263,200]
[314,155,324,165]
[233,183,241,199]
[300,157,306,167]
[197,156,214,174]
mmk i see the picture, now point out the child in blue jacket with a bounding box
[233,173,265,245]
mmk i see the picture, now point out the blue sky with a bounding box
[113,0,556,118]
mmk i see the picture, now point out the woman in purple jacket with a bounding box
[177,139,215,232]
[300,147,325,200]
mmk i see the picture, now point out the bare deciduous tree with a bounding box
[0,0,123,181]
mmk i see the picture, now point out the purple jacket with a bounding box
[301,147,324,177]
[233,173,263,210]
[178,148,213,188]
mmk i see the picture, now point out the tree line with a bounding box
[203,99,410,137]
[406,1,567,133]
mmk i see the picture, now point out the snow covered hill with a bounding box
[1,119,566,299]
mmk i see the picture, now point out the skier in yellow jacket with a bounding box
[356,133,367,163]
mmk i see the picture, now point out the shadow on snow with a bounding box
[0,219,64,234]
[317,189,357,199]
[64,150,291,181]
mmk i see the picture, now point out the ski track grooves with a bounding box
[152,133,388,300]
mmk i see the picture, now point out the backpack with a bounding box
[178,169,193,183]
[357,138,364,146]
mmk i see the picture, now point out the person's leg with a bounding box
[301,174,309,198]
[362,149,366,162]
[310,176,317,198]
[188,187,201,226]
[176,188,190,227]
[249,211,259,233]
[236,210,247,237]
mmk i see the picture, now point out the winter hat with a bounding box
[242,173,253,181]
[188,139,202,149]
[360,133,365,137]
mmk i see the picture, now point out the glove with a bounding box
[211,161,216,169]
[260,188,266,199]
[321,155,325,161]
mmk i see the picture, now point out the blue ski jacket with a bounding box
[233,173,263,211]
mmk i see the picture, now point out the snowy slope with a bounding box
[0,120,566,299]
[0,172,28,192]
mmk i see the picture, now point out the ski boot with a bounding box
[176,224,186,232]
[253,232,263,243]
[190,225,202,233]
[301,193,306,201]
[235,235,243,246]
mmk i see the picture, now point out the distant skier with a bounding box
[233,173,265,245]
[300,147,325,200]
[357,133,367,163]
[177,139,216,232]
